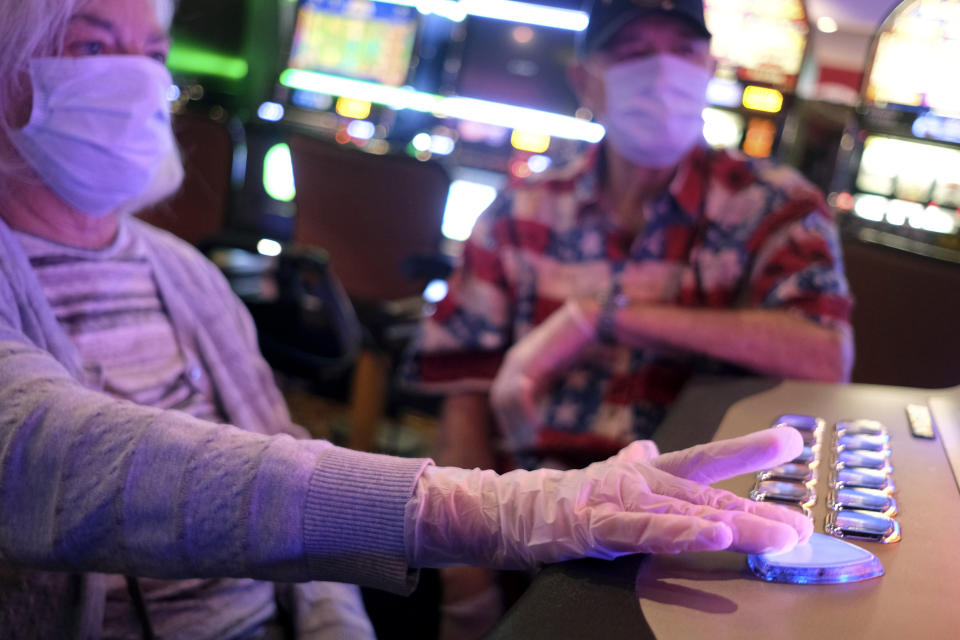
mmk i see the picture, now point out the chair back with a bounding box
[138,113,233,246]
[288,133,451,302]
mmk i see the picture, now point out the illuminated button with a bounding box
[800,429,821,447]
[826,509,901,544]
[792,446,816,465]
[750,480,816,508]
[759,463,816,484]
[837,419,887,437]
[774,414,825,431]
[837,449,892,472]
[835,468,894,493]
[829,488,898,517]
[838,433,890,452]
[748,532,884,584]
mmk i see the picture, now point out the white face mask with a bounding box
[600,54,711,169]
[9,55,178,217]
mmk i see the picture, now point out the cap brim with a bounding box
[579,8,712,57]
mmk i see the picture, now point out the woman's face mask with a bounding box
[599,53,712,169]
[8,55,179,217]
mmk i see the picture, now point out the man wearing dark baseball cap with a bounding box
[580,0,712,55]
[408,3,854,637]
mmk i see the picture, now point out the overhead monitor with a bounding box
[287,0,419,87]
[866,0,960,116]
[704,0,809,91]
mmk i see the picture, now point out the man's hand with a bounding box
[405,428,813,569]
[489,300,596,450]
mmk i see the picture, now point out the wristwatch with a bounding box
[596,290,628,345]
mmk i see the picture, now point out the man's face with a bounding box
[571,13,714,117]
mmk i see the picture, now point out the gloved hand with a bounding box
[405,427,811,569]
[489,300,596,451]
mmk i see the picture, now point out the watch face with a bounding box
[748,532,885,584]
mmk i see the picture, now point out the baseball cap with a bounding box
[578,0,712,57]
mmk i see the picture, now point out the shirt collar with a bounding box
[575,143,712,222]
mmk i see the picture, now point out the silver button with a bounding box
[189,366,203,382]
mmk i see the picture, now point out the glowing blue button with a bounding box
[748,533,884,584]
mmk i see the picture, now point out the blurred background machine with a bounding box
[701,0,810,159]
[833,0,960,250]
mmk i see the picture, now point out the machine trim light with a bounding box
[742,85,784,114]
[375,0,589,31]
[279,69,606,143]
[258,102,286,122]
[263,143,297,203]
[167,42,249,80]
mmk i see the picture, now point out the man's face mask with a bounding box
[9,55,178,217]
[599,53,712,169]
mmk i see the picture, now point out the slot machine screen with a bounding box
[866,1,960,115]
[856,136,960,201]
[704,0,808,90]
[287,0,419,87]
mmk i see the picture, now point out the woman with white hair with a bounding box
[0,1,812,638]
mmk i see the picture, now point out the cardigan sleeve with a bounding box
[0,321,429,594]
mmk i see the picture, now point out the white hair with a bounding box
[0,0,177,183]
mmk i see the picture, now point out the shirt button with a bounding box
[189,366,203,382]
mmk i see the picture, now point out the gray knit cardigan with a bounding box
[0,215,429,638]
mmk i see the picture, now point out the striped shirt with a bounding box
[14,227,221,423]
[406,145,853,466]
[14,225,275,640]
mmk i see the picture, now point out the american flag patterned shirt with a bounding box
[407,145,853,465]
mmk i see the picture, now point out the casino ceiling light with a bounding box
[280,69,606,143]
[817,16,839,34]
[167,42,249,80]
[377,0,588,31]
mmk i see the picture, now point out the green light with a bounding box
[263,143,296,203]
[168,42,249,80]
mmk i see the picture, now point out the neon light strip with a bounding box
[459,0,588,31]
[280,69,606,143]
[167,42,249,80]
[375,0,589,31]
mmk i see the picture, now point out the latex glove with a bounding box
[489,300,596,451]
[405,428,811,569]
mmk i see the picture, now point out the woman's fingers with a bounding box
[649,428,803,484]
